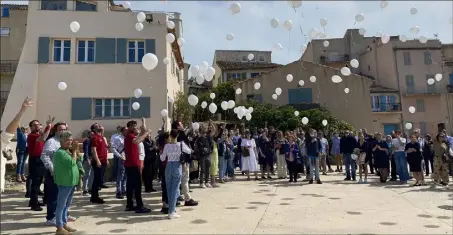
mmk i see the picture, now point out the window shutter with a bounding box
[380,96,387,111]
[116,38,127,63]
[241,72,246,79]
[71,98,92,120]
[449,74,453,85]
[288,88,313,104]
[37,37,50,64]
[95,38,116,63]
[131,96,151,118]
[145,39,156,54]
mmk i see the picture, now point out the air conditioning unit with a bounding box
[145,13,153,23]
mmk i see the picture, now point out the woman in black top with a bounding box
[372,133,389,183]
[422,134,434,176]
[142,135,158,192]
[405,134,423,186]
[357,132,368,183]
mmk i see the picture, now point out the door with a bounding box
[383,124,398,135]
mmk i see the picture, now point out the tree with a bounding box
[194,81,236,121]
[173,91,194,126]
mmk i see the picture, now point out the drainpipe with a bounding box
[393,49,405,131]
[442,61,453,132]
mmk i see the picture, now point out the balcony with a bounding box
[320,55,349,64]
[0,91,9,102]
[372,103,402,113]
[404,87,441,96]
[0,60,18,74]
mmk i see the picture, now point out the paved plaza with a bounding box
[1,173,452,234]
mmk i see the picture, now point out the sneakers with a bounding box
[316,180,322,184]
[55,228,71,235]
[160,207,169,214]
[82,191,90,196]
[135,206,151,214]
[116,193,124,199]
[309,179,313,184]
[364,178,368,183]
[67,215,77,222]
[178,196,184,201]
[168,212,181,219]
[44,218,56,226]
[63,225,77,232]
[90,198,105,204]
[184,199,199,206]
[358,179,363,184]
[200,183,207,189]
[205,183,212,188]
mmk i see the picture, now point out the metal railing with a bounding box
[372,103,402,112]
[0,91,10,101]
[0,60,18,74]
[404,87,440,95]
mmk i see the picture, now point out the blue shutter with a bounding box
[37,37,50,64]
[116,38,127,63]
[288,88,313,104]
[131,97,151,118]
[2,7,10,17]
[145,39,156,54]
[390,96,396,111]
[449,74,453,85]
[380,96,387,111]
[71,98,92,120]
[95,38,116,63]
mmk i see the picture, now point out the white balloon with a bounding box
[275,87,282,96]
[408,106,416,113]
[134,88,143,98]
[410,26,420,34]
[381,34,390,44]
[166,21,175,29]
[322,119,328,126]
[270,18,279,28]
[272,94,278,100]
[301,117,309,125]
[177,38,185,46]
[137,12,146,23]
[254,82,261,90]
[323,40,329,47]
[238,107,245,116]
[287,1,302,8]
[221,101,228,111]
[399,35,407,42]
[331,75,343,83]
[195,75,204,85]
[298,80,305,86]
[201,101,208,109]
[376,31,383,38]
[135,23,144,31]
[163,57,170,65]
[205,74,213,82]
[418,35,428,44]
[380,0,388,8]
[188,94,199,106]
[123,1,131,9]
[274,43,283,51]
[405,123,413,130]
[199,61,209,74]
[236,88,242,94]
[248,107,254,113]
[230,2,241,14]
[350,59,359,68]
[308,28,319,40]
[206,67,216,78]
[309,76,316,83]
[237,113,243,119]
[168,97,174,103]
[410,7,418,15]
[228,100,235,109]
[283,20,293,31]
[70,21,80,33]
[318,31,327,39]
[344,88,350,94]
[320,18,328,27]
[355,13,365,22]
[142,53,158,71]
[226,33,235,41]
[341,67,351,76]
[233,107,239,113]
[192,122,200,130]
[245,113,252,121]
[132,102,140,110]
[247,53,255,61]
[160,109,168,117]
[210,93,216,99]
[358,28,366,35]
[190,65,200,76]
[166,33,175,43]
[57,82,67,91]
[286,74,293,82]
[294,111,299,116]
[427,78,435,85]
[435,73,443,81]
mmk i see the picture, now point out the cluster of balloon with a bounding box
[191,62,216,85]
[234,106,253,121]
[427,74,443,85]
[136,12,146,31]
[220,100,236,111]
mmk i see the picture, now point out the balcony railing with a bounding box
[320,55,349,64]
[0,91,10,101]
[0,60,18,74]
[372,103,402,112]
[404,87,440,95]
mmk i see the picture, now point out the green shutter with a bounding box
[288,88,313,104]
[145,39,156,54]
[131,96,150,118]
[37,37,50,64]
[241,72,247,79]
[116,38,127,63]
[95,38,116,63]
[71,98,92,120]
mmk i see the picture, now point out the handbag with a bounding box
[2,148,13,161]
[242,146,250,157]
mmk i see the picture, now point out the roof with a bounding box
[216,61,281,71]
[1,4,28,10]
[167,28,184,70]
[215,50,271,53]
[370,84,399,93]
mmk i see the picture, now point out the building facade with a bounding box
[0,4,28,116]
[0,0,184,137]
[443,44,453,132]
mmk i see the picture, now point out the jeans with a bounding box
[394,151,410,182]
[287,160,298,181]
[309,156,320,180]
[304,155,310,177]
[199,156,211,184]
[112,156,118,182]
[165,161,182,214]
[16,150,28,175]
[55,186,75,228]
[82,160,93,192]
[423,155,433,175]
[226,157,235,177]
[218,156,227,180]
[343,153,356,179]
[181,163,191,201]
[45,171,58,221]
[390,154,397,179]
[29,157,45,206]
[125,166,143,208]
[276,154,287,178]
[90,162,106,200]
[116,158,126,194]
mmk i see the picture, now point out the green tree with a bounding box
[173,91,194,126]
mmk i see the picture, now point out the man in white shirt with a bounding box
[392,130,410,184]
[112,127,127,199]
[110,126,121,181]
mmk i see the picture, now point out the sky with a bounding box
[4,1,453,66]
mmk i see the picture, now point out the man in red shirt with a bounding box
[90,123,108,204]
[27,117,52,211]
[124,120,151,213]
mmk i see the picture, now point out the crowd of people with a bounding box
[1,98,452,235]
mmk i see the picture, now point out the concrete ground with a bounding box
[1,172,452,235]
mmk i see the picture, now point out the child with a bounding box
[285,136,300,183]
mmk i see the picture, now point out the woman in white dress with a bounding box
[241,130,259,181]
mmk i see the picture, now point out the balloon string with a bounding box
[288,31,291,56]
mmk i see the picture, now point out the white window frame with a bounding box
[127,40,145,63]
[77,39,95,63]
[52,39,71,63]
[94,98,131,118]
[371,95,380,111]
[0,27,10,36]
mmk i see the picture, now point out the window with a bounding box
[75,0,97,11]
[94,98,131,118]
[1,7,10,17]
[241,55,247,62]
[449,73,453,85]
[0,27,9,36]
[371,95,380,111]
[128,40,145,63]
[426,74,436,93]
[416,99,425,112]
[259,55,264,62]
[403,51,411,65]
[405,75,415,92]
[419,121,427,135]
[77,40,95,63]
[53,39,71,63]
[249,54,255,62]
[230,73,241,79]
[250,72,260,78]
[41,0,67,10]
[424,51,432,65]
[171,56,176,75]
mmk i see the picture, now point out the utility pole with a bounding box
[434,33,439,40]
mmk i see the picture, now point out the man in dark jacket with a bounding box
[142,134,158,192]
[341,131,358,181]
[196,125,212,188]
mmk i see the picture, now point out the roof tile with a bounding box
[1,4,28,10]
[216,61,281,71]
[370,84,399,93]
